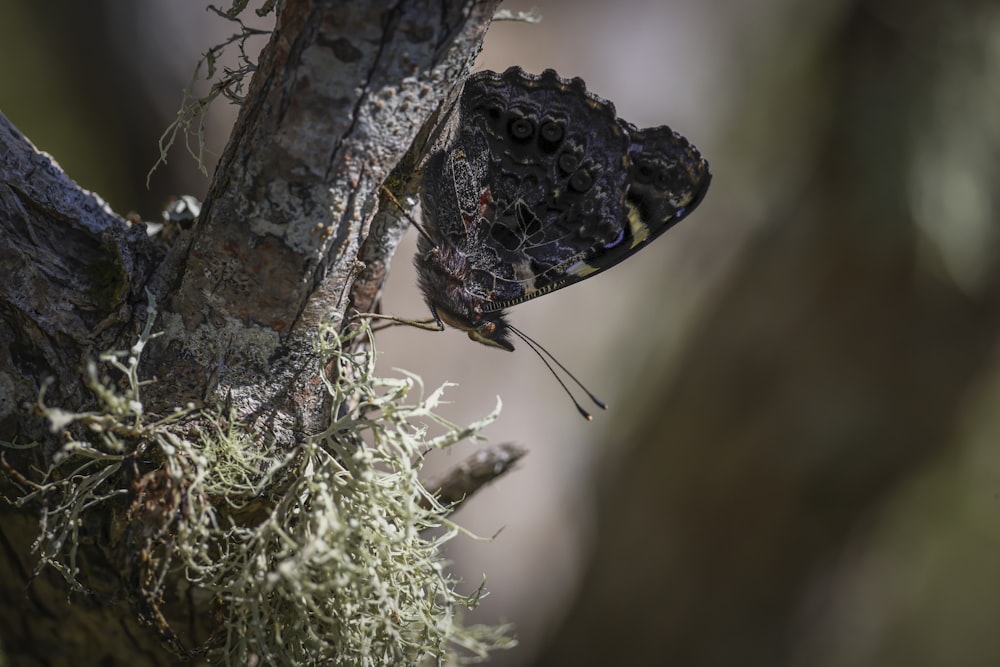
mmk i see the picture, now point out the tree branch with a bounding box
[0,114,160,441]
[423,442,528,510]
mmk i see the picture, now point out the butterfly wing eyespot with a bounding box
[568,168,594,193]
[539,120,565,150]
[508,117,535,141]
[557,151,580,174]
[633,159,658,185]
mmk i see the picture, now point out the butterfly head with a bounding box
[433,301,514,352]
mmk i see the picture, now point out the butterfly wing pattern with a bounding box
[416,67,711,351]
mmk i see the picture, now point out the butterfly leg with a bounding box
[354,311,444,333]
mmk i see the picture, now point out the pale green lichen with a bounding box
[13,303,514,665]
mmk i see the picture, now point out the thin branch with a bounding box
[422,443,528,510]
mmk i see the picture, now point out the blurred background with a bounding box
[4,0,1000,665]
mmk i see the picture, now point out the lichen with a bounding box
[10,301,515,665]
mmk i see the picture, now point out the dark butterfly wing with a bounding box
[560,122,712,281]
[419,67,711,312]
[421,68,633,305]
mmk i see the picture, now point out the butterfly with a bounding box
[389,67,710,417]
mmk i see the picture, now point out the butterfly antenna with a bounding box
[509,325,607,420]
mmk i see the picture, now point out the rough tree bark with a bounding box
[0,1,501,663]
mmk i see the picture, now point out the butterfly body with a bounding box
[415,67,711,351]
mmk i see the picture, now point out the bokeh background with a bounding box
[4,1,1000,665]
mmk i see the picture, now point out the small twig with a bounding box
[422,443,527,510]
